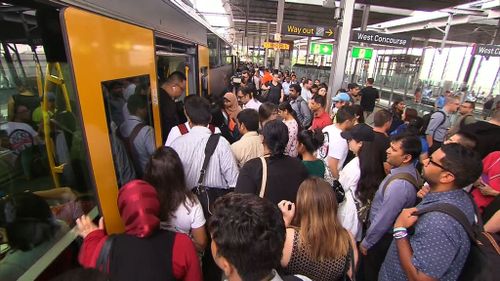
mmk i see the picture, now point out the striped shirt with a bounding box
[171,126,239,189]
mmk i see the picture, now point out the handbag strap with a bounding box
[197,134,221,186]
[259,156,268,198]
[96,234,116,273]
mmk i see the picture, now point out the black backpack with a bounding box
[415,203,500,281]
[421,110,445,138]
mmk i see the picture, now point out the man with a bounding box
[447,101,476,136]
[330,92,351,120]
[461,108,500,158]
[347,83,361,104]
[360,78,379,119]
[209,193,310,281]
[159,71,188,142]
[282,75,291,97]
[231,109,264,168]
[301,79,313,102]
[118,94,156,177]
[164,96,222,147]
[426,96,460,154]
[371,109,392,173]
[261,68,273,85]
[289,84,312,128]
[7,81,39,123]
[252,68,262,96]
[237,86,262,111]
[107,81,126,127]
[308,94,332,131]
[261,73,284,105]
[290,74,298,85]
[122,78,138,101]
[170,95,239,190]
[434,93,445,110]
[379,144,482,281]
[359,134,421,281]
[318,107,356,179]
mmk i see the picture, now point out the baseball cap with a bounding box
[332,92,350,102]
[341,123,374,141]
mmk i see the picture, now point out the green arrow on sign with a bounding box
[309,42,333,55]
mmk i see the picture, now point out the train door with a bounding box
[61,7,160,234]
[155,38,198,97]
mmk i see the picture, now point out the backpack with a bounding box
[415,203,500,281]
[177,123,215,135]
[421,110,446,139]
[116,123,146,178]
[358,172,422,224]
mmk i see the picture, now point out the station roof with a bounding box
[214,0,500,48]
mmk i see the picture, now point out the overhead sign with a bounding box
[475,44,500,57]
[352,30,411,48]
[351,47,373,60]
[282,21,334,38]
[263,42,290,50]
[309,43,333,55]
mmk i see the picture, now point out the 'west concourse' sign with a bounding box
[474,44,500,57]
[351,30,412,48]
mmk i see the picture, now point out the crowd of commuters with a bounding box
[68,64,500,281]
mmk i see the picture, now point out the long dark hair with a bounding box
[143,147,197,221]
[356,143,386,205]
[278,101,302,131]
[262,120,289,157]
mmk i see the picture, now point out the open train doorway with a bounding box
[155,37,198,97]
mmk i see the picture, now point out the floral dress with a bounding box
[283,119,299,157]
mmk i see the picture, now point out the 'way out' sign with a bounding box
[282,21,335,38]
[351,31,412,48]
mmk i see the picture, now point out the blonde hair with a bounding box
[293,177,350,260]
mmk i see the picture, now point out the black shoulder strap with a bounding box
[431,111,446,140]
[197,134,221,186]
[415,203,475,240]
[96,234,116,273]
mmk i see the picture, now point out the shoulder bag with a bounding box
[192,134,234,217]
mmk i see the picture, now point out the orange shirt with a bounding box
[262,72,273,85]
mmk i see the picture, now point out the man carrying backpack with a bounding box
[379,144,483,281]
[425,96,460,154]
[358,134,422,281]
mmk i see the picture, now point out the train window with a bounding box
[101,75,154,186]
[0,42,94,279]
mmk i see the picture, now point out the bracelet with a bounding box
[393,227,407,233]
[393,230,408,240]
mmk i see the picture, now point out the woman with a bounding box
[210,92,237,143]
[278,102,300,157]
[351,104,365,125]
[390,107,418,136]
[235,120,308,205]
[259,102,278,127]
[223,92,241,140]
[388,99,405,134]
[76,180,202,281]
[471,151,500,213]
[318,85,328,97]
[298,129,325,178]
[391,113,429,161]
[279,178,358,280]
[144,147,207,252]
[338,123,379,240]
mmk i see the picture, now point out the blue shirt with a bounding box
[379,189,474,281]
[361,164,418,249]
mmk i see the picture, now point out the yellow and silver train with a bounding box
[0,0,233,279]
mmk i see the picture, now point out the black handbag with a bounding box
[332,179,346,204]
[192,134,233,217]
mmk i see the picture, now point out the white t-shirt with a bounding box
[317,124,348,172]
[338,157,362,241]
[165,122,221,147]
[160,197,206,235]
[301,88,312,102]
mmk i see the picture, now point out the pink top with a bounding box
[471,151,500,212]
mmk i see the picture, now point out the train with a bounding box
[0,0,234,279]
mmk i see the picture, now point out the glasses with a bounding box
[237,95,244,100]
[427,156,448,172]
